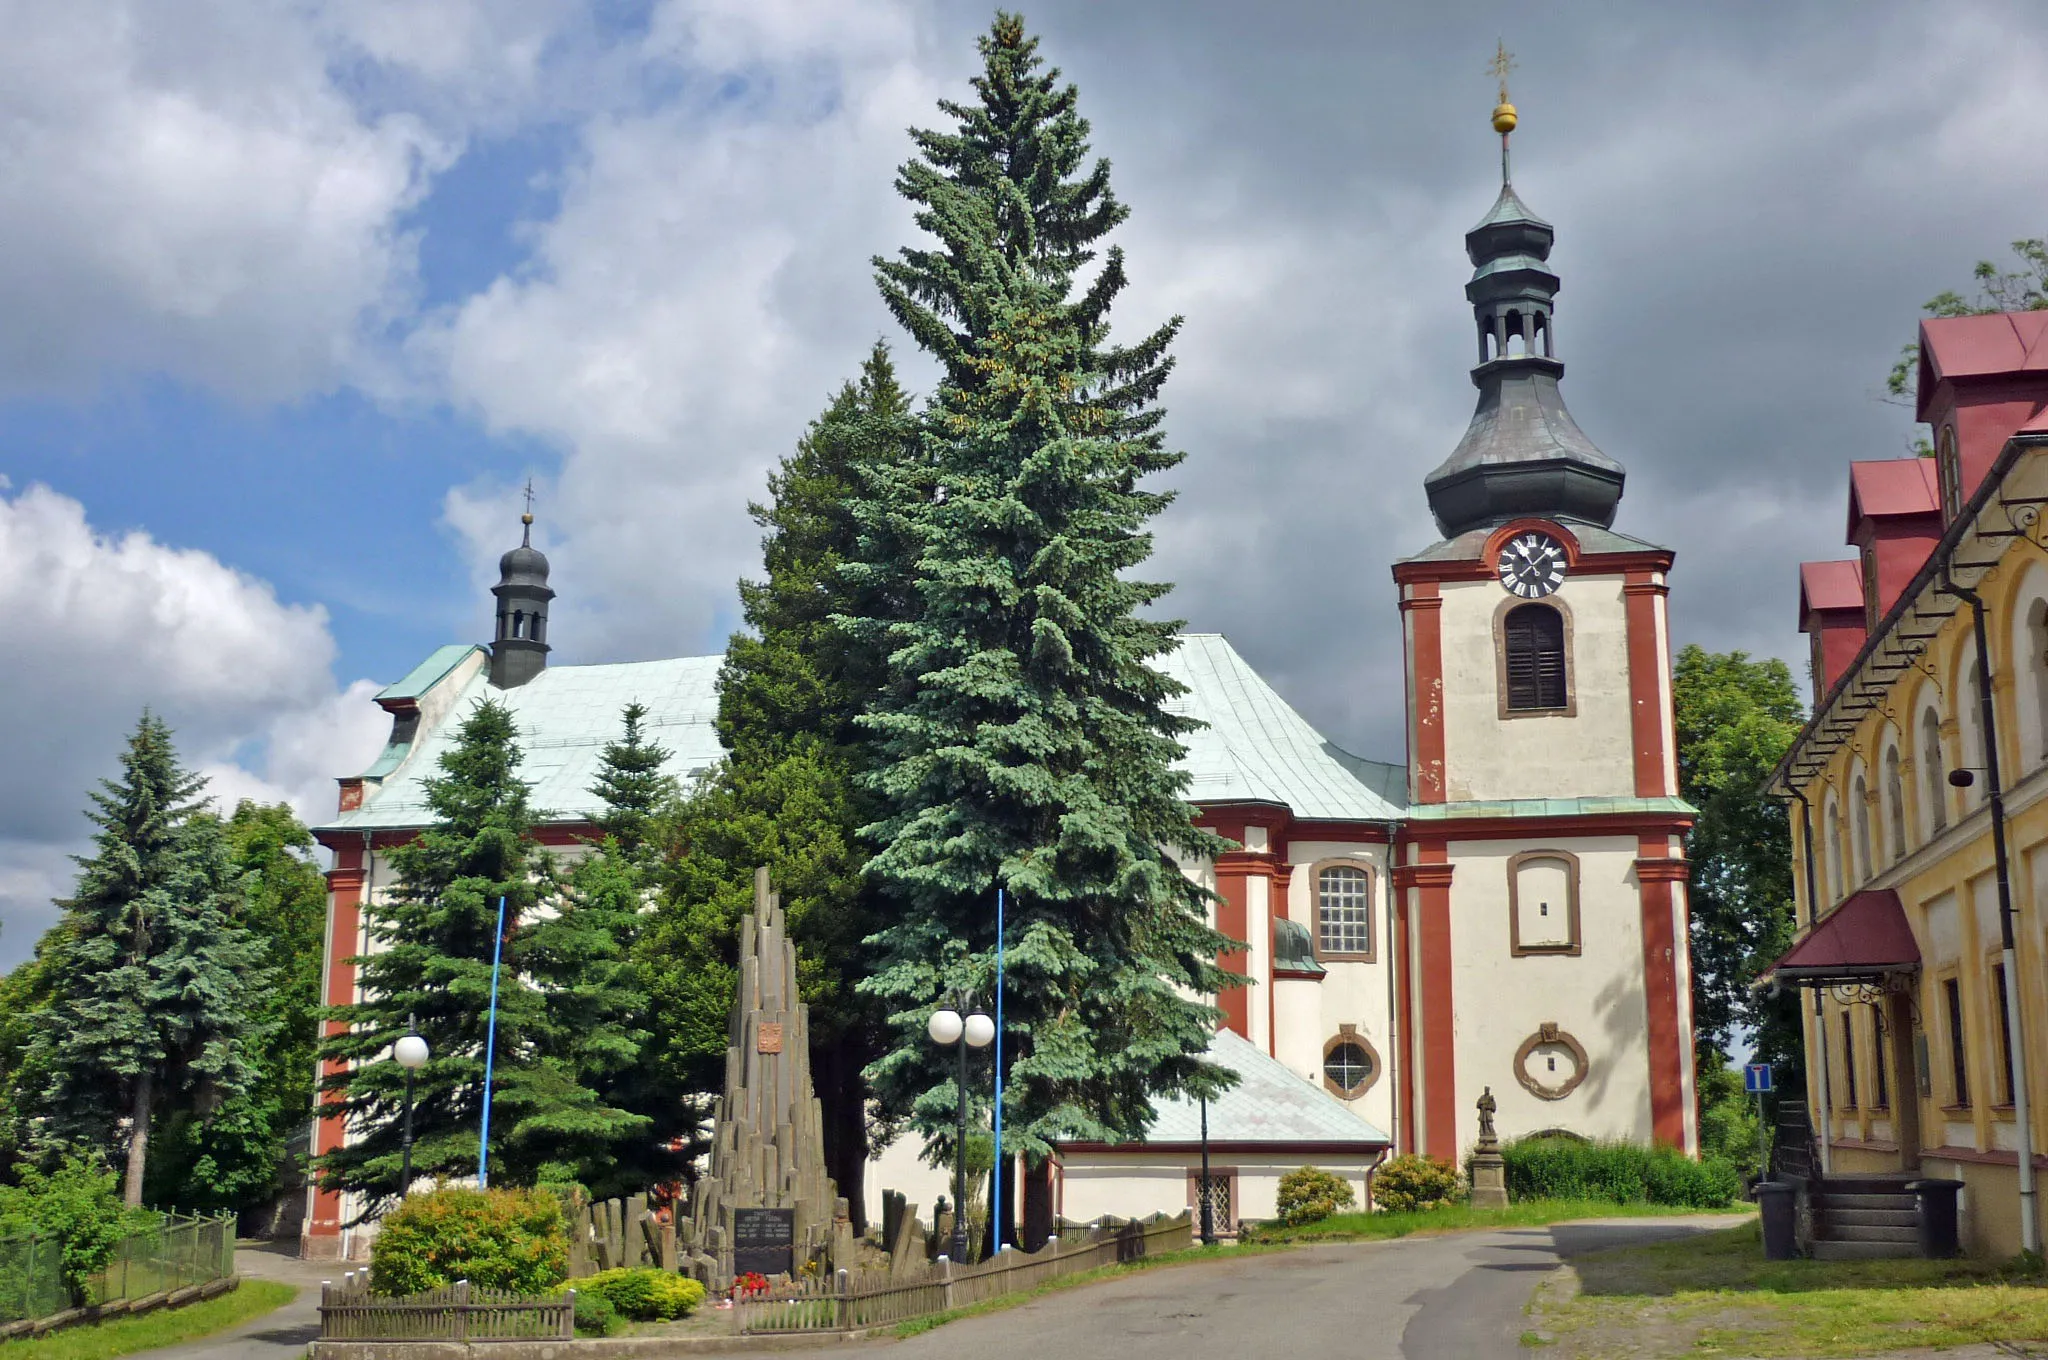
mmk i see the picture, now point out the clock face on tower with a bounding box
[1497,531,1568,598]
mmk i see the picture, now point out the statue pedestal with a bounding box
[1469,1144,1508,1210]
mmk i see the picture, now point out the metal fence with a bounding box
[0,1212,236,1328]
[318,1279,576,1342]
[737,1211,1194,1335]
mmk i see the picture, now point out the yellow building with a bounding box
[1768,310,2048,1258]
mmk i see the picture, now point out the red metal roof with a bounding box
[1799,559,1863,625]
[1922,312,2048,380]
[1764,889,1920,982]
[1847,459,1940,535]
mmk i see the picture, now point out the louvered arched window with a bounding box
[1503,603,1568,711]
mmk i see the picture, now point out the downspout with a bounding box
[1786,788,1831,1177]
[1383,819,1404,1158]
[1939,573,2039,1255]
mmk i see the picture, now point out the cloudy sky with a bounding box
[1,0,2042,968]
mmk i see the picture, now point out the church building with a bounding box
[303,104,1696,1257]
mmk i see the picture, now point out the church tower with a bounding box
[490,509,553,689]
[1389,62,1696,1162]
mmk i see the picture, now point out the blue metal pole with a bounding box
[993,887,1004,1251]
[478,894,507,1187]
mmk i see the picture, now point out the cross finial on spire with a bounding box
[520,478,535,544]
[1488,41,1520,186]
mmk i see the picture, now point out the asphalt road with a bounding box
[140,1217,1726,1360]
[864,1216,1729,1360]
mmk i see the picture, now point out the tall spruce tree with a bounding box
[592,703,670,856]
[145,801,329,1214]
[846,14,1236,1171]
[318,699,643,1201]
[25,714,271,1206]
[638,347,914,1226]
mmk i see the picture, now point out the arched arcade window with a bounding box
[1921,708,1948,835]
[1883,744,1906,862]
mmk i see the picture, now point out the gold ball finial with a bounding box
[521,512,534,526]
[1492,102,1518,134]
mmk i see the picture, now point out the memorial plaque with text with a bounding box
[732,1207,795,1277]
[756,1022,783,1055]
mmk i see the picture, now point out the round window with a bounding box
[1323,1040,1374,1096]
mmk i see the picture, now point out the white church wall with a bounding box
[1444,835,1653,1156]
[1436,574,1637,802]
[1056,1152,1380,1226]
[864,1132,952,1228]
[1281,839,1397,1138]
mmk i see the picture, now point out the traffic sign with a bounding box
[1744,1063,1774,1094]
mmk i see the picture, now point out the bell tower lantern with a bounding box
[490,508,553,689]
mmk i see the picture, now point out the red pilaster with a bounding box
[1624,573,1672,798]
[1396,851,1456,1160]
[1402,585,1446,804]
[1213,858,1251,1039]
[1635,842,1691,1149]
[305,852,365,1253]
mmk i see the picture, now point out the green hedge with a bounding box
[572,1267,705,1320]
[1496,1137,1740,1208]
[1276,1167,1355,1226]
[369,1187,569,1295]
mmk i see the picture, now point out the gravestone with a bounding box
[677,869,853,1289]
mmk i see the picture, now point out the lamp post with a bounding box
[1198,1094,1215,1246]
[928,999,995,1263]
[394,1018,429,1196]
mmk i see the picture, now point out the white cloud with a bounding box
[0,483,385,968]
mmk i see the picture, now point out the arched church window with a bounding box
[1884,744,1906,861]
[512,609,526,640]
[1921,708,1947,835]
[1503,603,1568,711]
[1316,865,1373,958]
[1509,850,1580,954]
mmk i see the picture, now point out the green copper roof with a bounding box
[1117,1029,1387,1146]
[375,644,485,705]
[1407,795,1697,821]
[1470,183,1551,233]
[1274,917,1325,975]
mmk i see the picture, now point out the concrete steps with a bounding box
[1812,1178,1921,1259]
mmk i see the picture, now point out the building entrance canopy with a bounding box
[1761,889,1920,986]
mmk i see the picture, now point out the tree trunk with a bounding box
[124,1068,153,1209]
[814,1037,870,1233]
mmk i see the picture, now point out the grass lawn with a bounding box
[0,1280,296,1360]
[1244,1198,1751,1245]
[1525,1219,2048,1357]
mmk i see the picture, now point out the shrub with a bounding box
[1276,1166,1356,1226]
[0,1152,147,1307]
[574,1267,706,1320]
[571,1289,620,1337]
[1499,1136,1739,1208]
[1372,1154,1460,1212]
[369,1186,569,1296]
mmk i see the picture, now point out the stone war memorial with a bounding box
[678,868,855,1289]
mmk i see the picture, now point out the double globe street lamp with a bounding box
[394,1020,430,1196]
[927,999,995,1263]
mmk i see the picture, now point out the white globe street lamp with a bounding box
[928,996,994,1262]
[395,1019,429,1196]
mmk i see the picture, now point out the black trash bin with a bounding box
[1908,1178,1964,1259]
[1755,1181,1798,1260]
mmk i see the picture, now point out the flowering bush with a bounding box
[732,1271,770,1300]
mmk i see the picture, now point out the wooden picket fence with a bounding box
[736,1211,1193,1335]
[317,1277,574,1342]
